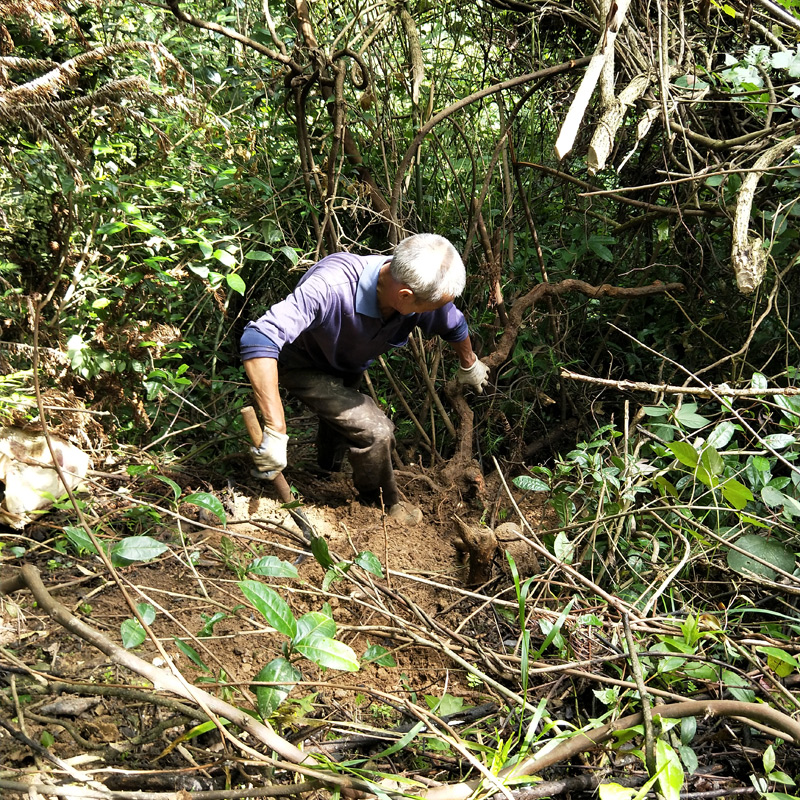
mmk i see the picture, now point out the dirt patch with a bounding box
[0,460,555,794]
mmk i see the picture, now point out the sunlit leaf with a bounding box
[249,555,299,579]
[238,581,296,638]
[251,657,302,718]
[183,492,226,525]
[111,536,169,566]
[293,634,359,671]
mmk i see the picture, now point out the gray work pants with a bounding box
[279,357,399,507]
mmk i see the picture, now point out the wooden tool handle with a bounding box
[241,405,263,446]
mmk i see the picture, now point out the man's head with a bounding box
[391,234,466,306]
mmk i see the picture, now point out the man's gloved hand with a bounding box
[251,427,289,480]
[456,358,490,394]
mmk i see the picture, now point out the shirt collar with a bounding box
[356,256,391,318]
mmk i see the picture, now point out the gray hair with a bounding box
[391,234,466,303]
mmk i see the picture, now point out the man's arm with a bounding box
[243,357,287,434]
[448,336,479,369]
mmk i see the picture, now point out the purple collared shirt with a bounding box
[241,252,469,375]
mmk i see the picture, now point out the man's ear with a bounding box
[397,286,415,303]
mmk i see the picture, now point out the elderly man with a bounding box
[240,233,488,525]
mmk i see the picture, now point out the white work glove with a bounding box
[251,427,288,480]
[456,358,490,394]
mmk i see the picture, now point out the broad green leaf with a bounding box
[251,657,302,718]
[642,405,670,417]
[678,744,699,774]
[121,618,146,649]
[727,534,795,580]
[425,693,465,716]
[751,372,768,393]
[721,478,753,509]
[293,634,359,671]
[198,241,213,259]
[295,611,336,643]
[774,394,800,422]
[755,646,800,676]
[513,474,549,492]
[554,531,574,564]
[249,555,299,579]
[700,446,724,477]
[762,433,795,450]
[137,603,156,625]
[655,738,684,800]
[183,492,226,525]
[111,536,169,566]
[706,421,736,450]
[354,550,384,577]
[226,272,246,295]
[245,250,274,261]
[279,245,299,265]
[363,644,397,667]
[174,638,210,672]
[598,784,638,800]
[212,248,236,267]
[238,581,297,638]
[98,220,127,235]
[675,405,710,429]
[680,716,696,745]
[667,441,699,468]
[761,486,786,507]
[64,526,98,555]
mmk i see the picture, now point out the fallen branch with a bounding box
[561,368,800,398]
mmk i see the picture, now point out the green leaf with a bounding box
[279,245,299,265]
[174,638,210,672]
[513,475,549,492]
[197,612,226,637]
[183,492,226,525]
[677,744,699,774]
[643,405,671,417]
[98,220,127,235]
[762,486,787,507]
[251,657,302,718]
[655,738,684,800]
[675,405,710,429]
[311,535,334,569]
[354,550,384,577]
[371,720,425,758]
[295,611,336,643]
[706,421,736,450]
[238,581,296,638]
[425,692,465,716]
[667,441,699,468]
[245,250,274,261]
[700,446,724,477]
[598,784,638,800]
[154,474,182,502]
[727,534,795,580]
[137,603,156,625]
[553,531,574,564]
[226,272,246,295]
[720,478,753,510]
[751,372,768,393]
[249,556,299,579]
[121,618,146,649]
[198,241,213,259]
[293,634,359,671]
[363,644,397,667]
[762,433,795,450]
[111,536,169,566]
[212,248,236,267]
[64,526,98,555]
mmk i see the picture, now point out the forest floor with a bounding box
[1,442,560,796]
